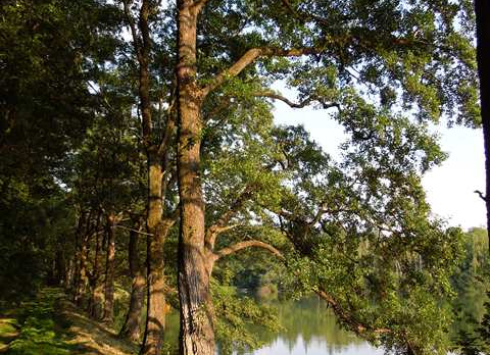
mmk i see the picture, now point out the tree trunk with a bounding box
[103,214,116,323]
[474,0,490,253]
[74,238,89,305]
[88,219,104,320]
[65,259,75,289]
[74,227,90,306]
[139,153,169,355]
[73,211,87,302]
[176,2,216,354]
[127,1,173,352]
[120,227,145,342]
[53,247,66,286]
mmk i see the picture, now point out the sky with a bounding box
[272,101,486,231]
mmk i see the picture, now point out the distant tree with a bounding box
[0,0,120,301]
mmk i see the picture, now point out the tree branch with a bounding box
[253,91,340,110]
[314,287,390,336]
[191,0,212,13]
[279,0,329,26]
[201,46,325,98]
[123,0,141,58]
[214,240,285,260]
[205,184,255,248]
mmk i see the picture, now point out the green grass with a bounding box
[0,317,19,352]
[6,288,77,355]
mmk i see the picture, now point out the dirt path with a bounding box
[58,297,137,355]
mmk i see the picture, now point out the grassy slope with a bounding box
[3,288,138,355]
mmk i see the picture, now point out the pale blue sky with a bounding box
[272,102,486,230]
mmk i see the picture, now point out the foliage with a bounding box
[0,0,485,353]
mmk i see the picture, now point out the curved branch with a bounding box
[205,184,255,248]
[214,240,285,260]
[314,287,390,336]
[253,92,340,110]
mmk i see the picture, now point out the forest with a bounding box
[1,0,490,354]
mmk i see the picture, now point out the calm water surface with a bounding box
[243,298,383,355]
[165,297,383,355]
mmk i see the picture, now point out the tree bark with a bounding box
[140,153,171,355]
[474,0,490,253]
[120,226,145,342]
[74,211,91,305]
[124,1,175,352]
[103,214,116,323]
[176,2,216,354]
[88,215,104,320]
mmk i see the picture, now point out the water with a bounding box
[243,297,383,355]
[165,297,384,355]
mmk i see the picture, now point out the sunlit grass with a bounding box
[6,288,76,355]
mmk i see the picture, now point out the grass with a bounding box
[6,288,77,355]
[0,317,19,353]
[1,287,138,355]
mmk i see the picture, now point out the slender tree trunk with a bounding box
[140,153,170,355]
[474,0,490,253]
[88,217,104,320]
[120,227,145,342]
[75,237,89,305]
[65,259,75,289]
[103,214,116,323]
[73,211,87,301]
[125,1,174,352]
[74,213,91,306]
[176,2,215,354]
[54,247,66,286]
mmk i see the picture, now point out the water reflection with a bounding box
[165,297,383,355]
[245,298,383,355]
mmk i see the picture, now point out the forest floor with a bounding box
[0,288,137,355]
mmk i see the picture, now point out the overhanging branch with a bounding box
[214,240,285,260]
[253,91,340,110]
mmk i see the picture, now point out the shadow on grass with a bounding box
[6,288,80,355]
[2,288,138,355]
[58,297,137,355]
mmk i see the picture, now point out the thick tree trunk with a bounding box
[176,2,216,354]
[140,153,169,355]
[474,0,490,253]
[120,227,145,342]
[103,214,116,323]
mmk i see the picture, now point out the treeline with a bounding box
[0,1,486,355]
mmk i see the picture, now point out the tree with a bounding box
[121,0,178,352]
[474,0,490,251]
[0,0,121,301]
[172,0,478,353]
